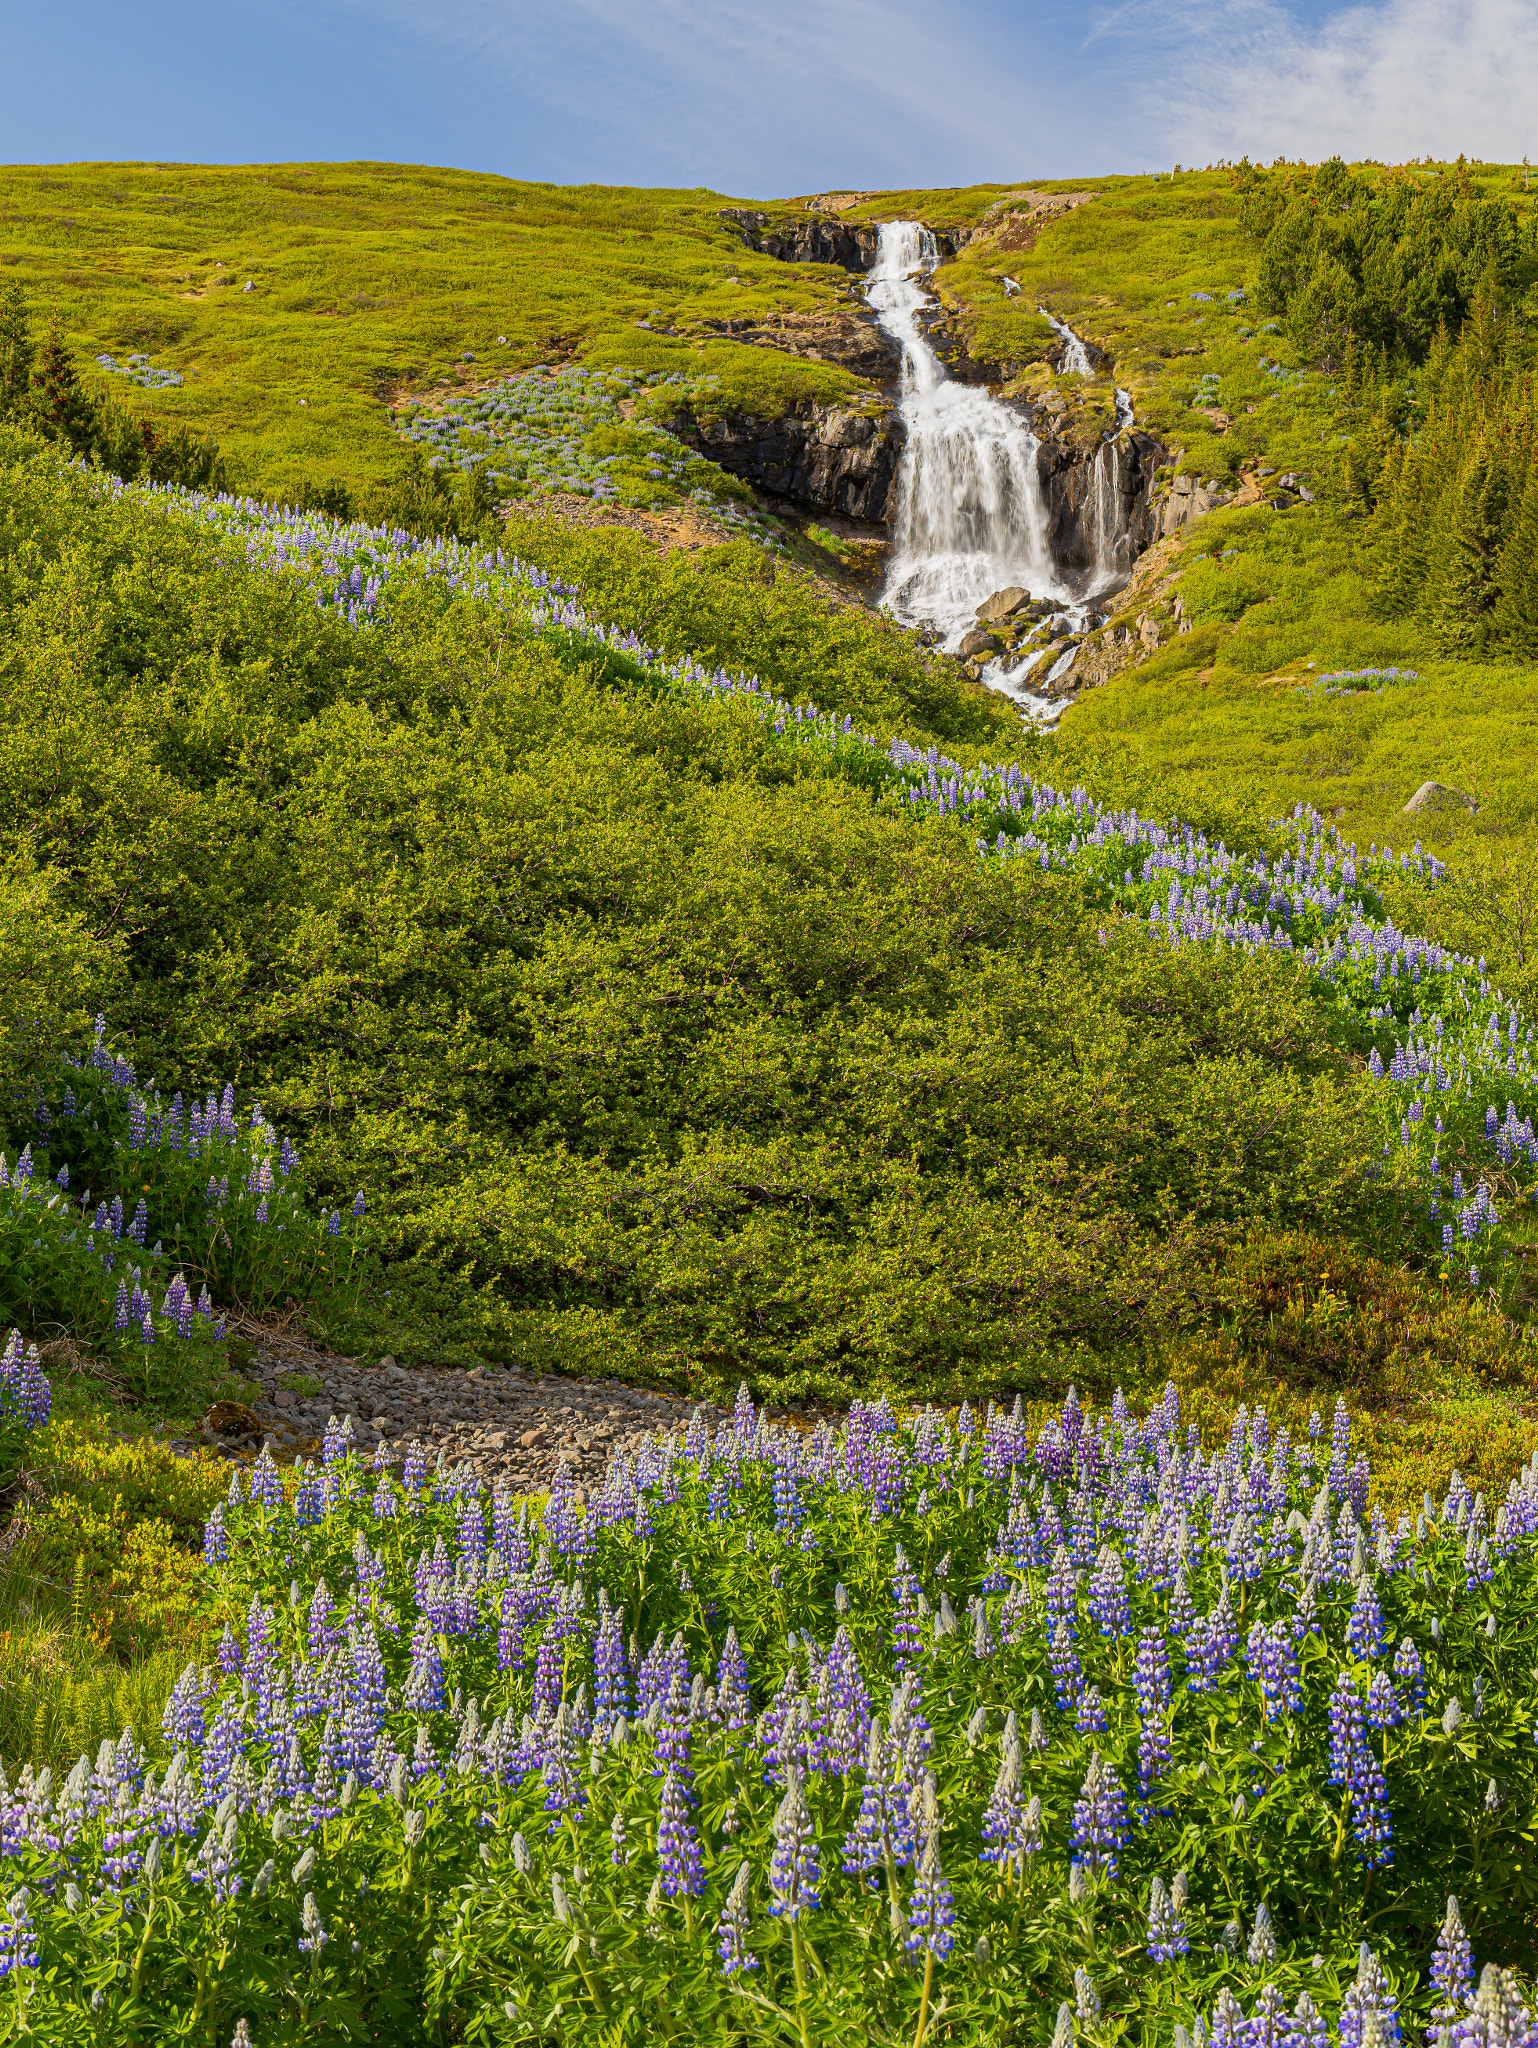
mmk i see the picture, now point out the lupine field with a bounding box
[3,1375,1538,2044]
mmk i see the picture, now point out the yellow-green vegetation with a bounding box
[0,163,884,497]
[0,1421,231,1770]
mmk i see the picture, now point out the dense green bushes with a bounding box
[0,435,1396,1402]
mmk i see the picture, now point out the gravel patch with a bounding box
[195,1342,725,1499]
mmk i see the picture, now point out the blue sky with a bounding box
[7,0,1535,193]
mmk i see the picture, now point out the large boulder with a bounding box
[977,586,1030,623]
[959,626,1003,659]
[1403,781,1477,815]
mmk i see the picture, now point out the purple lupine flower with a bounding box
[352,1189,366,1219]
[905,1779,954,1959]
[1346,1576,1387,1660]
[249,1447,283,1512]
[1338,1946,1401,2048]
[1393,1638,1426,1714]
[1211,1989,1248,2048]
[1247,1619,1303,1721]
[716,1862,757,1976]
[541,1702,586,1829]
[980,1723,1041,1878]
[658,1765,704,1897]
[101,1784,142,1888]
[1070,1751,1129,1881]
[593,1597,630,1730]
[1430,1896,1475,2008]
[189,1815,241,1905]
[402,1439,427,1494]
[292,1463,325,1526]
[216,1623,242,1676]
[1250,1987,1289,2048]
[1048,1618,1082,1711]
[1133,1629,1171,1801]
[844,1719,914,1876]
[457,1491,487,1571]
[768,1768,820,1922]
[402,1620,445,1714]
[1444,1965,1534,2048]
[715,1626,751,1732]
[1088,1546,1131,1638]
[1075,1685,1108,1734]
[0,1890,38,1977]
[1366,1670,1402,1732]
[307,1580,342,1660]
[1286,1993,1329,2048]
[1186,1588,1238,1691]
[161,1661,210,1750]
[1044,1545,1078,1634]
[1146,1874,1187,1960]
[891,1550,924,1677]
[343,1622,388,1781]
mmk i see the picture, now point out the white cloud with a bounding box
[1149,0,1538,167]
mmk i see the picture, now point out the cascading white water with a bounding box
[867,222,1135,712]
[868,223,1069,658]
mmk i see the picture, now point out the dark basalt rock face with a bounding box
[1029,425,1169,583]
[671,401,905,523]
[717,209,879,272]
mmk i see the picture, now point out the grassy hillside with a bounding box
[0,163,875,495]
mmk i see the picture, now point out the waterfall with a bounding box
[867,222,1066,654]
[1040,306,1093,379]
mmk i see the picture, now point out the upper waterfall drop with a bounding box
[867,222,1068,651]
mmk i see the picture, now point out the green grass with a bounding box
[0,164,877,498]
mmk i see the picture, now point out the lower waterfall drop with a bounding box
[867,220,1132,712]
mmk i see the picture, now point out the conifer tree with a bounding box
[1427,452,1508,652]
[0,282,32,417]
[28,316,96,455]
[1490,459,1538,658]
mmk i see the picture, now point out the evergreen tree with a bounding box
[1427,451,1508,652]
[0,282,32,418]
[28,316,96,455]
[1490,459,1538,658]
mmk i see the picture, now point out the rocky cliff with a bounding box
[672,401,904,523]
[717,209,878,271]
[1030,425,1168,581]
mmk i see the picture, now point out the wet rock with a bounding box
[976,586,1029,623]
[1404,781,1477,815]
[1016,426,1168,580]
